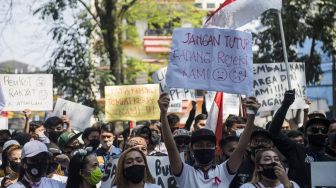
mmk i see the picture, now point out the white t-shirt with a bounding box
[51,174,68,184]
[240,181,300,188]
[112,183,161,188]
[8,177,65,188]
[174,161,236,188]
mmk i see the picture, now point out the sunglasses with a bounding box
[309,127,328,134]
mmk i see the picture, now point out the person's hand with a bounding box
[282,89,295,108]
[3,178,15,187]
[245,97,260,115]
[191,100,197,109]
[62,115,70,126]
[55,154,70,168]
[23,109,31,119]
[303,98,311,113]
[274,162,291,188]
[158,93,170,114]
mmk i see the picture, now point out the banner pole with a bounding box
[277,10,292,90]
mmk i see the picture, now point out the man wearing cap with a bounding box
[8,140,65,188]
[268,90,335,188]
[158,93,260,187]
[57,132,83,157]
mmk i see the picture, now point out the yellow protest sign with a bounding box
[105,84,160,121]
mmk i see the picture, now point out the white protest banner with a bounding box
[152,67,195,113]
[166,28,253,95]
[311,162,336,188]
[0,74,53,111]
[102,155,183,188]
[48,98,94,131]
[253,62,308,112]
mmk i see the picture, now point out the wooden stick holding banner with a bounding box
[277,10,292,90]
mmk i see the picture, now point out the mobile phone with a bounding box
[63,110,67,129]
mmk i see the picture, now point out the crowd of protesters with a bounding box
[0,90,335,188]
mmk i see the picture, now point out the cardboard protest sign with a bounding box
[253,62,308,112]
[152,67,196,113]
[48,98,94,131]
[311,162,336,188]
[166,28,253,95]
[105,84,160,121]
[102,155,183,188]
[0,74,53,111]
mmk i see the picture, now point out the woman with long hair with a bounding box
[240,148,300,188]
[66,147,103,188]
[113,147,160,188]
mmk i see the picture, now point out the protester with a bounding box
[167,114,180,133]
[219,136,239,163]
[326,119,336,159]
[28,121,50,144]
[229,127,275,188]
[124,137,148,155]
[223,115,246,137]
[193,114,208,131]
[113,147,160,188]
[57,132,83,157]
[82,127,100,150]
[66,147,102,188]
[8,140,65,188]
[240,148,299,188]
[0,141,21,187]
[286,130,305,145]
[96,123,121,171]
[44,117,66,144]
[158,93,260,187]
[46,143,67,183]
[173,129,194,165]
[268,90,335,188]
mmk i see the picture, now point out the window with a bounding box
[207,3,215,9]
[194,3,202,8]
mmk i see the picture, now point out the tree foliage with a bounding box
[254,0,336,84]
[34,0,205,115]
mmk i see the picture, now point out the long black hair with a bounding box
[66,148,96,188]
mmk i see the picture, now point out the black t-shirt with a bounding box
[229,155,254,188]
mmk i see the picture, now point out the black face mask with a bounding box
[124,165,145,183]
[151,132,161,145]
[88,139,100,149]
[260,163,277,180]
[47,162,59,175]
[25,162,48,180]
[308,134,327,147]
[9,161,21,173]
[193,149,215,164]
[48,131,63,143]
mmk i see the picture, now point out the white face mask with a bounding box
[102,141,113,149]
[37,133,50,144]
[235,128,244,137]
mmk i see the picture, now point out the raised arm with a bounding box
[158,93,183,175]
[227,97,259,173]
[268,90,295,137]
[23,109,31,133]
[184,101,196,131]
[202,95,208,116]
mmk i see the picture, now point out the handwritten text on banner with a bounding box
[0,74,53,111]
[105,84,160,121]
[253,62,307,112]
[166,28,253,95]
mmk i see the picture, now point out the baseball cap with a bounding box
[47,142,62,155]
[57,131,82,149]
[304,117,330,130]
[308,111,326,119]
[191,128,216,145]
[3,140,20,151]
[22,140,51,159]
[173,129,191,139]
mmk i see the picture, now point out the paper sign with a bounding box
[311,162,336,188]
[0,74,53,111]
[168,100,183,113]
[102,155,183,188]
[105,84,160,121]
[48,98,94,131]
[166,28,253,95]
[253,62,307,112]
[222,93,240,115]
